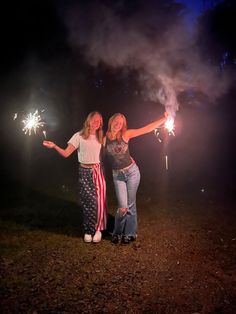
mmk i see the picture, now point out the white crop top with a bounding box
[68,132,101,164]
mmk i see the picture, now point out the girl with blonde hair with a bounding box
[104,112,168,244]
[43,111,107,243]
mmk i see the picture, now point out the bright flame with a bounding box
[22,110,45,135]
[164,117,175,136]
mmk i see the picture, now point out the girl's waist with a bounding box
[80,163,100,169]
[113,160,135,172]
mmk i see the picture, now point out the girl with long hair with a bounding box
[104,112,168,244]
[43,111,107,243]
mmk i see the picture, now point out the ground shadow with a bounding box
[1,180,114,238]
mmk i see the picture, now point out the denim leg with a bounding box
[112,164,140,237]
[112,175,128,236]
[125,164,140,236]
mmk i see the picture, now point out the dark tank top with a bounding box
[105,137,133,170]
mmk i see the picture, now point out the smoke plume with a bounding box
[62,0,230,116]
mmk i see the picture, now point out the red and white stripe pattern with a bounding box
[92,164,107,231]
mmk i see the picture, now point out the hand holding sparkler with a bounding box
[43,140,56,149]
[153,112,175,143]
[43,140,76,158]
[164,115,175,136]
[164,111,169,119]
[152,112,175,172]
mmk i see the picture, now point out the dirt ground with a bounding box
[1,185,236,314]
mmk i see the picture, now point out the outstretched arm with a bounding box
[124,112,168,141]
[43,141,76,158]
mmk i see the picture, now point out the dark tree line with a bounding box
[197,0,236,70]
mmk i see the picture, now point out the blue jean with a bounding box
[112,163,141,237]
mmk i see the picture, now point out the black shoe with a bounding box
[121,235,130,245]
[111,235,120,244]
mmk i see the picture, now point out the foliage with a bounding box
[197,0,236,68]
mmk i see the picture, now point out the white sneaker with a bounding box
[84,234,92,243]
[93,231,102,243]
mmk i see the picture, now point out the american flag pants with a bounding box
[78,164,107,235]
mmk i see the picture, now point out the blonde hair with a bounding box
[106,113,127,141]
[80,111,103,144]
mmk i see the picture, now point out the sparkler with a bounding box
[153,114,175,172]
[164,116,175,136]
[153,115,175,142]
[164,117,174,171]
[153,129,162,142]
[165,155,168,170]
[22,110,45,135]
[14,109,46,137]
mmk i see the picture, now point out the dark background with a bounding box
[0,0,235,202]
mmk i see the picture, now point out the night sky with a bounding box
[1,0,235,198]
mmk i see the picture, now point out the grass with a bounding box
[1,181,236,313]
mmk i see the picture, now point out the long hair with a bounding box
[106,113,127,141]
[80,111,103,143]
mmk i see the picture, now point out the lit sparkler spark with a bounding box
[22,110,45,135]
[154,129,162,142]
[165,155,168,170]
[13,113,18,120]
[164,117,175,136]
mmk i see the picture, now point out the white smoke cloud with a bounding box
[62,0,230,116]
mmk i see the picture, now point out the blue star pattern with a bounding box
[78,167,97,235]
